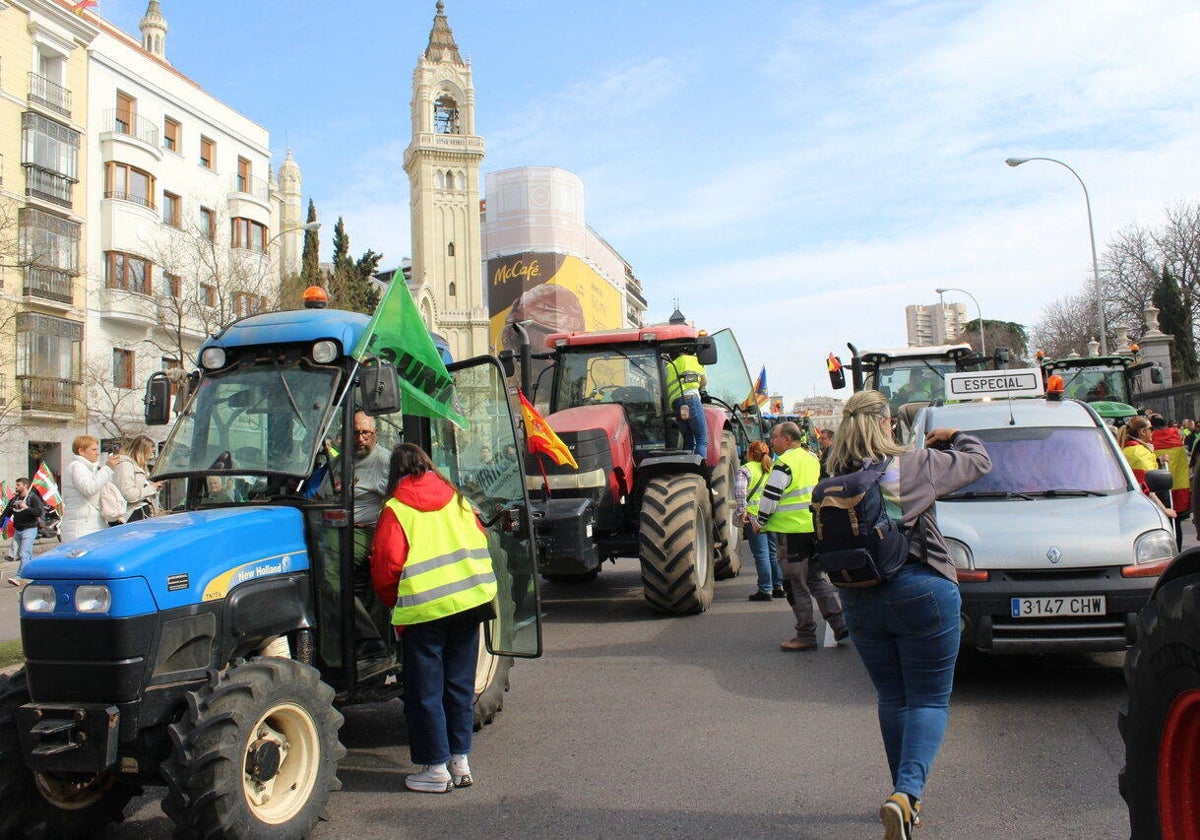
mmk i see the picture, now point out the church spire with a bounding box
[139,0,168,61]
[424,1,464,66]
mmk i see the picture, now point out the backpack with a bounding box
[99,481,128,523]
[810,458,910,588]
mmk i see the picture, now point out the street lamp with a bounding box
[258,220,320,281]
[1005,156,1106,355]
[935,286,985,358]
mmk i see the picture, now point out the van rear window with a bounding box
[945,427,1128,496]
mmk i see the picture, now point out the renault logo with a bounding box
[1046,547,1062,564]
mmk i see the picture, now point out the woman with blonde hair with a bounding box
[111,434,162,525]
[1117,415,1176,519]
[737,439,783,600]
[825,390,991,840]
[60,435,121,542]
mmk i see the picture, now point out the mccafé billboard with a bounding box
[488,251,622,358]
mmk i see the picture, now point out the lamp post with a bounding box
[1005,156,1106,355]
[265,220,320,260]
[934,286,985,358]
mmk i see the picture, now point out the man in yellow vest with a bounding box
[752,421,847,651]
[667,348,708,457]
[372,443,497,793]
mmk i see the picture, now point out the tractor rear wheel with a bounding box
[0,669,139,840]
[1119,569,1200,840]
[162,657,345,840]
[639,474,715,614]
[712,430,742,580]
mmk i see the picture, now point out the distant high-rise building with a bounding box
[906,302,967,346]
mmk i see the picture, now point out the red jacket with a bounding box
[370,471,486,609]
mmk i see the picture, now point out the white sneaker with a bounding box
[404,763,453,793]
[449,753,473,787]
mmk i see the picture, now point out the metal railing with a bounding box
[28,72,71,117]
[103,108,160,146]
[24,265,74,304]
[229,174,270,202]
[104,189,156,210]
[23,164,73,207]
[17,375,78,413]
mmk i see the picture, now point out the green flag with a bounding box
[351,277,468,428]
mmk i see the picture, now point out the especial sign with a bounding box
[945,368,1044,399]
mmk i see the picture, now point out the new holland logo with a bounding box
[1046,547,1062,564]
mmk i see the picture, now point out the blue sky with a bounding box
[99,0,1200,403]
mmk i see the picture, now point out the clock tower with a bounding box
[404,1,489,359]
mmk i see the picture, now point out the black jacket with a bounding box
[2,491,45,531]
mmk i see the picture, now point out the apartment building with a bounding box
[905,301,966,347]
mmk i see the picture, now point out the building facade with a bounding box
[905,301,967,347]
[403,1,489,362]
[482,166,646,357]
[0,0,302,482]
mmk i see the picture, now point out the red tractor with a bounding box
[513,323,764,615]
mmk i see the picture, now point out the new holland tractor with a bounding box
[1037,343,1162,424]
[0,299,542,839]
[513,323,764,615]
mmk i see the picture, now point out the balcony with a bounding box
[103,189,156,211]
[18,375,79,414]
[23,164,74,208]
[99,286,158,327]
[24,266,75,306]
[27,73,71,118]
[100,110,163,167]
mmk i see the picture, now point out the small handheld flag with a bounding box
[31,462,63,513]
[518,390,577,469]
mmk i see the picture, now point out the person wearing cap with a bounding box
[666,349,708,458]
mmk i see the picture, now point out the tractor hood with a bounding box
[24,507,309,614]
[936,492,1172,570]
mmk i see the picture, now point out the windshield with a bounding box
[155,362,341,479]
[870,360,957,415]
[944,426,1129,497]
[1055,366,1130,404]
[552,347,662,411]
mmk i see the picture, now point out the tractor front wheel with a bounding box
[0,669,139,840]
[712,430,742,580]
[162,657,345,840]
[639,473,715,615]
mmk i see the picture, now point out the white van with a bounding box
[913,397,1176,654]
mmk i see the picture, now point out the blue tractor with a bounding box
[0,302,542,839]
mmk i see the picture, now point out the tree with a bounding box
[1153,266,1198,381]
[1030,291,1101,359]
[325,216,380,315]
[0,203,27,443]
[961,319,1030,366]
[81,357,147,444]
[301,199,321,286]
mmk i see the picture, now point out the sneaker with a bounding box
[780,637,818,652]
[771,588,786,598]
[834,625,850,642]
[449,753,473,787]
[880,792,917,840]
[405,763,453,794]
[748,590,772,602]
[6,578,21,587]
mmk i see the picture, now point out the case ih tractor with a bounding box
[515,323,764,615]
[0,302,542,839]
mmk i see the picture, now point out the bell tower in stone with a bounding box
[404,1,488,360]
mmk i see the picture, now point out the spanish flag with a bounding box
[518,390,578,469]
[827,353,842,373]
[71,0,97,15]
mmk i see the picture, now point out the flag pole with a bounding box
[535,452,551,502]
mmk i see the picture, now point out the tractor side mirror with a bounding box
[497,349,517,378]
[695,336,718,366]
[144,372,172,425]
[359,361,402,416]
[1150,365,1163,385]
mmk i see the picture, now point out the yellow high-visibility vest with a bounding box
[666,354,705,403]
[384,495,497,625]
[763,446,819,534]
[745,460,769,517]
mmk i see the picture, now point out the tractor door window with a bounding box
[703,328,765,447]
[431,356,541,658]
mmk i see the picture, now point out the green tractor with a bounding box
[1038,345,1162,423]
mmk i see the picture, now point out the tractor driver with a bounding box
[667,348,708,458]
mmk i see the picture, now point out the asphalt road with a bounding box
[7,545,1180,840]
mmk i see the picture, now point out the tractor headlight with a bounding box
[22,585,56,613]
[311,340,338,364]
[75,585,113,614]
[945,537,972,569]
[1135,530,1175,565]
[200,347,226,370]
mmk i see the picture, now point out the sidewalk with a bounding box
[0,536,60,645]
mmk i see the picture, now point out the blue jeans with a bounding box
[401,615,480,765]
[749,528,782,592]
[839,563,961,800]
[14,527,37,577]
[673,394,708,458]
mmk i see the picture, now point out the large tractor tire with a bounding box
[712,430,743,580]
[1119,569,1200,840]
[0,669,140,840]
[473,643,513,731]
[162,657,346,840]
[639,473,715,615]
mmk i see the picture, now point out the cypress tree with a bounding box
[1152,266,1198,381]
[300,199,321,286]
